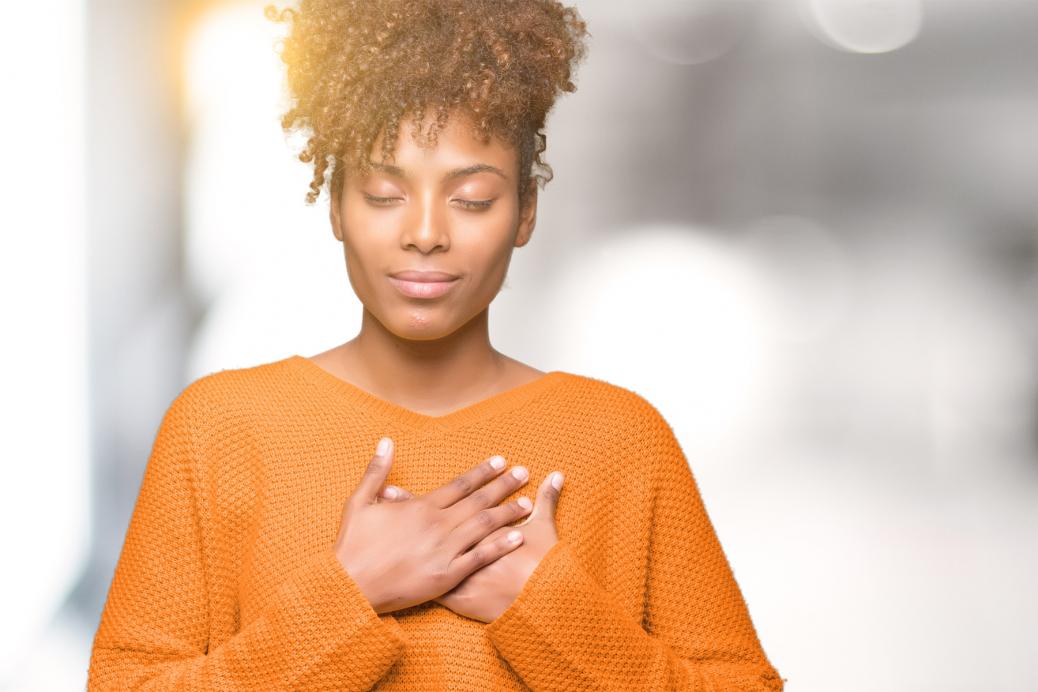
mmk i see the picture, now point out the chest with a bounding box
[207,426,653,636]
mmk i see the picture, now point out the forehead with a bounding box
[364,160,510,184]
[366,109,517,178]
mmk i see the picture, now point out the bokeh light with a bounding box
[799,0,924,53]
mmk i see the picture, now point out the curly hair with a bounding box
[263,0,590,208]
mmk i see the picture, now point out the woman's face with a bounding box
[330,111,537,340]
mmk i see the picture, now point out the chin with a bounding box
[383,308,456,340]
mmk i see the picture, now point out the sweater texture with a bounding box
[88,354,784,690]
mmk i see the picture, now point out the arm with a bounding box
[88,389,407,690]
[484,406,784,691]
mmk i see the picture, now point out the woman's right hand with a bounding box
[334,436,532,614]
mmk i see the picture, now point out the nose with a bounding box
[401,189,450,253]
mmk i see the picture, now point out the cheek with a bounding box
[339,208,388,267]
[460,246,514,303]
[457,227,512,273]
[339,233,384,297]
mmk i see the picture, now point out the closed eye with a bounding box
[454,199,494,211]
[363,193,401,206]
[363,193,495,211]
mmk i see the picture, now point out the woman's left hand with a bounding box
[377,470,565,623]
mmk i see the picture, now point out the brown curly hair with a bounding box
[263,0,590,209]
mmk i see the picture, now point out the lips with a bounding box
[389,270,459,282]
[387,270,460,299]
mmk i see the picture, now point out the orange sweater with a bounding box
[88,355,784,690]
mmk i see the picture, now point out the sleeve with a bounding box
[484,406,785,691]
[87,388,408,691]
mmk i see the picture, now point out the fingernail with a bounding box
[384,486,397,499]
[507,530,522,542]
[551,472,564,490]
[518,496,533,510]
[489,455,505,469]
[512,466,528,481]
[376,437,391,456]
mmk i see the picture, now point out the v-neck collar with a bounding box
[285,354,570,434]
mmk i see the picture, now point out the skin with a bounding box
[317,109,542,414]
[319,108,566,622]
[335,437,564,622]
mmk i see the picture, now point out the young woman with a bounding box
[88,1,784,689]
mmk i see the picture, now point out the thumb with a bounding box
[378,484,413,502]
[354,437,394,505]
[526,471,564,524]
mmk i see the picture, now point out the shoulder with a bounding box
[552,371,687,487]
[162,354,299,433]
[554,369,677,443]
[147,356,301,487]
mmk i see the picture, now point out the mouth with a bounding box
[387,273,460,299]
[389,270,459,282]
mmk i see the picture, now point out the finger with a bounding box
[353,437,394,505]
[448,528,524,582]
[424,455,508,508]
[444,464,529,520]
[448,497,532,555]
[378,484,413,502]
[529,471,564,522]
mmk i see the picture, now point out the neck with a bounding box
[336,306,510,408]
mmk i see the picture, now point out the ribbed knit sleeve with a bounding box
[87,387,408,691]
[484,405,784,691]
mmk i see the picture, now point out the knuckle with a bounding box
[426,510,445,532]
[469,489,490,507]
[415,499,438,525]
[431,559,451,582]
[475,509,495,528]
[451,475,473,495]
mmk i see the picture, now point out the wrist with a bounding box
[334,548,389,614]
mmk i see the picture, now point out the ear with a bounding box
[329,189,344,242]
[514,181,538,248]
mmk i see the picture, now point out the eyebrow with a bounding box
[366,161,509,182]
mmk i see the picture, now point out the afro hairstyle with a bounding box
[264,0,591,208]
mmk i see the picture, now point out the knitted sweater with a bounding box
[88,355,784,690]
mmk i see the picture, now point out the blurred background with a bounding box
[2,0,1036,689]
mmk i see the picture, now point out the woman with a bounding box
[88,0,784,689]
